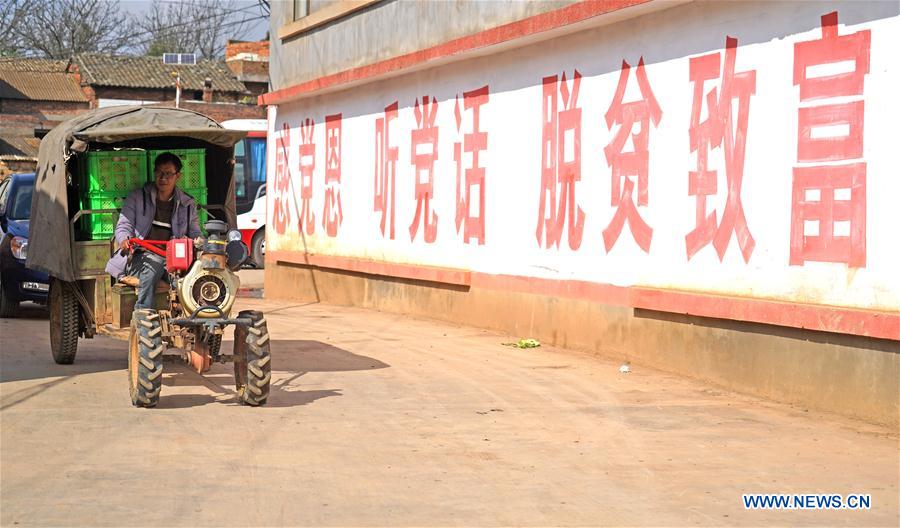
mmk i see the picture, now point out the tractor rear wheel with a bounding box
[128,309,164,408]
[233,310,270,406]
[49,278,79,364]
[0,282,18,318]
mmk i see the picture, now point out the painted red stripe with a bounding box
[271,251,471,286]
[471,272,633,307]
[259,0,650,106]
[630,288,900,341]
[269,250,899,340]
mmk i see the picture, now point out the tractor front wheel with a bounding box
[128,309,164,407]
[233,310,271,406]
[208,333,222,357]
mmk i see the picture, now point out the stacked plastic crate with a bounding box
[80,148,208,240]
[80,150,148,240]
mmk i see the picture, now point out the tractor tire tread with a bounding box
[208,334,223,357]
[0,284,18,318]
[50,280,79,364]
[130,309,164,408]
[236,310,271,407]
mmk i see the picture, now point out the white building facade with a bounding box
[263,0,899,424]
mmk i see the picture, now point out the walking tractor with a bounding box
[27,106,271,408]
[124,220,270,407]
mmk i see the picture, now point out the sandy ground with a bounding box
[0,298,897,527]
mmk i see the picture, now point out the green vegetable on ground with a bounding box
[502,338,541,349]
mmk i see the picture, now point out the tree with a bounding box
[141,1,198,57]
[6,0,134,58]
[0,0,32,56]
[138,0,260,60]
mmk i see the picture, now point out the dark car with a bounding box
[0,173,49,316]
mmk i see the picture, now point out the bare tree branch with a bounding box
[139,0,254,60]
[0,0,33,56]
[8,0,135,58]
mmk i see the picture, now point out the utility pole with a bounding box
[171,71,181,108]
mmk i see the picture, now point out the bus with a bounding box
[222,119,267,268]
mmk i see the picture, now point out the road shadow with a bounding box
[157,339,389,409]
[5,302,49,320]
[1,331,388,409]
[0,321,126,386]
[0,352,126,412]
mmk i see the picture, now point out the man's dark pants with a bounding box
[129,251,167,310]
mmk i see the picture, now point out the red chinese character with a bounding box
[793,11,869,102]
[602,57,661,253]
[297,118,315,235]
[536,70,584,250]
[272,122,292,235]
[323,113,343,237]
[685,37,756,263]
[797,101,864,162]
[790,164,866,267]
[790,12,870,267]
[374,102,399,239]
[409,96,439,243]
[454,85,489,245]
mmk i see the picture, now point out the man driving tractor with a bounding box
[104,152,202,309]
[33,106,271,408]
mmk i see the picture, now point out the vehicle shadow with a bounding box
[6,302,49,319]
[0,333,124,410]
[157,339,389,409]
[0,307,124,388]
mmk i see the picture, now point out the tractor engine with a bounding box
[173,220,247,318]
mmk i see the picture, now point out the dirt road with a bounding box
[1,299,897,526]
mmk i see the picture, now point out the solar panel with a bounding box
[162,53,197,65]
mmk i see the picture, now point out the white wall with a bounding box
[266,0,900,312]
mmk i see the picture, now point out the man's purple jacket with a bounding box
[104,183,202,278]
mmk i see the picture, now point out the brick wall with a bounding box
[0,99,90,119]
[1,98,261,126]
[0,158,36,173]
[93,86,171,102]
[151,100,265,122]
[225,40,270,60]
[227,60,269,79]
[66,63,95,104]
[226,59,269,97]
[93,86,243,105]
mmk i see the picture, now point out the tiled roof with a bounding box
[0,58,69,73]
[74,54,248,93]
[0,70,88,102]
[0,128,41,159]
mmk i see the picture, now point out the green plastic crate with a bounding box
[149,149,206,190]
[180,187,209,227]
[81,191,129,240]
[81,150,148,193]
[81,189,209,240]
